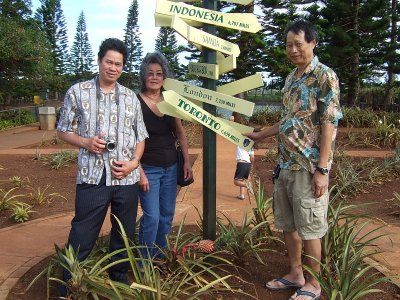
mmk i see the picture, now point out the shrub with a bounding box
[29,216,238,299]
[43,150,77,169]
[10,202,35,223]
[306,191,393,299]
[216,211,277,266]
[0,187,25,211]
[249,108,282,126]
[28,185,67,205]
[340,106,399,129]
[0,109,36,130]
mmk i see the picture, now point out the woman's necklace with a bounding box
[143,92,162,105]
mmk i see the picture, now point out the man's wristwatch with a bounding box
[316,166,329,175]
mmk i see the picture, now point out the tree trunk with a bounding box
[347,53,360,107]
[347,0,360,107]
[6,93,12,106]
[384,0,397,111]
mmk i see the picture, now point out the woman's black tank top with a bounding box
[138,94,177,168]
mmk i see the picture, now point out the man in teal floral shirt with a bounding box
[246,19,342,300]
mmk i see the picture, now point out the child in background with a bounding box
[234,144,254,200]
[230,114,255,200]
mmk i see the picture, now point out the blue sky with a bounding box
[31,0,162,56]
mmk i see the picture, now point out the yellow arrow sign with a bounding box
[165,16,237,75]
[156,0,262,33]
[163,78,254,116]
[217,54,236,75]
[168,0,254,4]
[163,90,254,151]
[217,73,264,96]
[170,14,189,38]
[157,101,193,121]
[188,62,219,80]
[188,25,240,57]
[220,0,254,4]
[217,117,254,134]
[171,16,239,57]
[155,12,202,27]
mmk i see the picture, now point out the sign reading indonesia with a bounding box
[156,0,262,33]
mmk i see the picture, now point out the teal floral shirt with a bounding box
[278,56,342,173]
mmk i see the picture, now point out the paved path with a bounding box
[0,125,398,299]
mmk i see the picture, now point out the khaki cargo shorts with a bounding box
[273,169,328,240]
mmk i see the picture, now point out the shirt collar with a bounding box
[302,55,319,75]
[289,56,319,82]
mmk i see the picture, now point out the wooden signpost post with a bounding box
[154,0,261,240]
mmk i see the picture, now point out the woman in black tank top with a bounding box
[137,52,192,262]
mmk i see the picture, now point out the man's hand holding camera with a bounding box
[78,135,106,154]
[89,135,107,154]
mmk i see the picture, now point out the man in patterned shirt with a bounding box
[57,38,148,292]
[246,19,342,300]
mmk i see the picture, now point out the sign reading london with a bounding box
[163,78,254,116]
[156,0,262,33]
[163,90,254,151]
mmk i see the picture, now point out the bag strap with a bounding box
[171,130,181,148]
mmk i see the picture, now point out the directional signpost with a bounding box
[156,0,261,33]
[154,0,261,240]
[163,90,254,151]
[188,62,219,80]
[163,78,255,115]
[216,73,264,96]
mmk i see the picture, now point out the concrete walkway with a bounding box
[0,125,399,299]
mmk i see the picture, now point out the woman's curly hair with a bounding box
[139,51,174,92]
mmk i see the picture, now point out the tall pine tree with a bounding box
[155,27,184,79]
[123,0,142,91]
[35,0,68,75]
[384,0,400,109]
[69,11,94,78]
[0,0,31,21]
[308,0,389,106]
[0,0,53,103]
[260,0,299,87]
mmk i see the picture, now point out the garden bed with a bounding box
[7,226,400,300]
[1,122,399,299]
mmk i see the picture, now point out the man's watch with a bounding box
[316,166,329,175]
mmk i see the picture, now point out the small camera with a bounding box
[106,139,116,151]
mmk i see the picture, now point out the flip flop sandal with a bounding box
[265,278,303,290]
[289,288,321,300]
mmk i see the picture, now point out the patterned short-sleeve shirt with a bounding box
[57,78,148,186]
[278,56,342,173]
